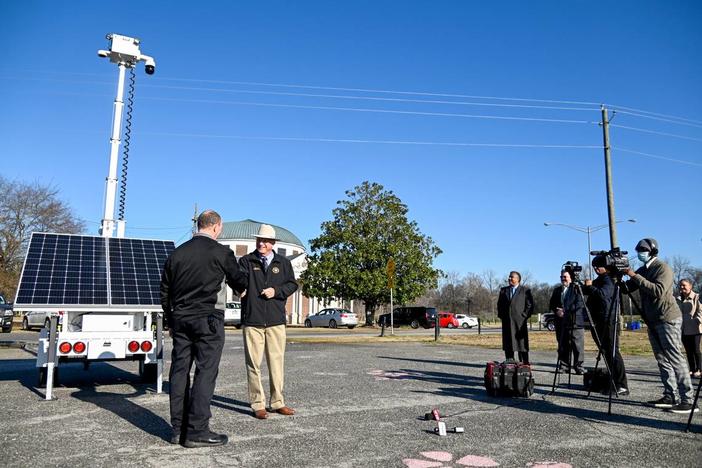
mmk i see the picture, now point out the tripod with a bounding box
[585,279,627,416]
[550,304,576,392]
[551,282,620,415]
[686,373,702,432]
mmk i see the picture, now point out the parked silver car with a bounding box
[224,301,242,328]
[305,308,358,329]
[22,310,52,330]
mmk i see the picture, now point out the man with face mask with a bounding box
[624,238,697,414]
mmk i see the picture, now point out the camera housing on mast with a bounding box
[97,33,156,74]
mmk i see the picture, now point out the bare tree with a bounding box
[0,176,85,299]
[668,255,694,289]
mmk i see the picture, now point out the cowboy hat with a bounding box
[254,224,278,241]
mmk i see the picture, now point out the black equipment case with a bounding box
[484,360,534,397]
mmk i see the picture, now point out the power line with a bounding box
[14,71,702,127]
[138,131,601,149]
[612,109,702,130]
[0,75,598,112]
[141,95,598,124]
[137,131,701,168]
[141,82,598,112]
[607,103,702,126]
[614,147,702,168]
[609,124,702,143]
[156,76,604,107]
[10,70,602,106]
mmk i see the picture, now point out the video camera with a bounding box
[590,247,630,276]
[562,261,583,282]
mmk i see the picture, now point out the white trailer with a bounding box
[14,34,169,400]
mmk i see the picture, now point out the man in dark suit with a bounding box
[497,271,534,363]
[160,210,247,447]
[549,270,586,374]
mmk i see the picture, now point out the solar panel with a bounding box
[15,233,174,309]
[109,237,173,306]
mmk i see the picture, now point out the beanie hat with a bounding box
[635,238,659,255]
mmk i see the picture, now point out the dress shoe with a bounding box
[273,406,295,416]
[616,387,630,396]
[183,431,228,448]
[574,366,585,375]
[254,409,268,420]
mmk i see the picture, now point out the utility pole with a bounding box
[601,105,618,250]
[191,203,198,234]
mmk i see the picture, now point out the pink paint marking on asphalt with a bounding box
[402,459,444,468]
[529,463,573,468]
[455,454,500,466]
[420,451,453,462]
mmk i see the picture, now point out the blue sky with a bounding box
[1,1,700,285]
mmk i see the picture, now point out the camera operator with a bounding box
[549,269,586,374]
[584,255,629,395]
[624,238,696,414]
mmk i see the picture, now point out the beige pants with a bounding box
[243,324,286,411]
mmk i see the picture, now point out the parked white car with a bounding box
[305,308,358,329]
[454,314,479,329]
[224,301,242,328]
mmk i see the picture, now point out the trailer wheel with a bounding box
[141,363,158,383]
[38,367,59,387]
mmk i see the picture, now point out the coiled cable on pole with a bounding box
[119,68,135,221]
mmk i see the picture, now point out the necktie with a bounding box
[510,288,515,299]
[261,256,267,271]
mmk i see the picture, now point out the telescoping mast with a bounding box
[13,34,173,401]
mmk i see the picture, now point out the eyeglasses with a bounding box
[560,276,568,279]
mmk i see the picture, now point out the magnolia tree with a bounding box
[302,181,442,325]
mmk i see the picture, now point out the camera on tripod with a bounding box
[562,261,583,282]
[590,248,630,276]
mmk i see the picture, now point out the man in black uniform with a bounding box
[584,254,629,395]
[160,210,247,447]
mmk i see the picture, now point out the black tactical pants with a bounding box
[169,312,225,438]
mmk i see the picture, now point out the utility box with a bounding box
[82,314,134,332]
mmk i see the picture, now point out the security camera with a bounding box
[142,55,156,75]
[98,50,109,58]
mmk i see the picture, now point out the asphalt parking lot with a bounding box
[1,333,701,467]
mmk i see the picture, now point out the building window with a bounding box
[293,250,299,256]
[278,247,287,256]
[236,244,247,256]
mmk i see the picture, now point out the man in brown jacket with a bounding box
[678,279,702,378]
[625,238,696,414]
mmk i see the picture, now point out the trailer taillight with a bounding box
[128,341,140,353]
[73,341,86,353]
[140,341,153,352]
[59,342,72,354]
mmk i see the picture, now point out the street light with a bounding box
[544,219,637,279]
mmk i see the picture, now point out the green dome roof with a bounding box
[221,219,304,248]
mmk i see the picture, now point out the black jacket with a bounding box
[160,234,247,321]
[549,284,586,328]
[239,251,298,327]
[584,273,616,324]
